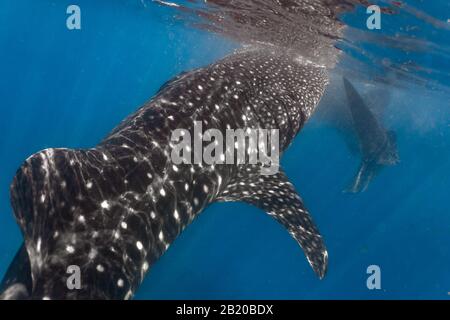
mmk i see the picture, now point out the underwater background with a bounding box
[0,0,449,299]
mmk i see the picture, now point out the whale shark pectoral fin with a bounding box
[0,243,32,300]
[217,169,328,279]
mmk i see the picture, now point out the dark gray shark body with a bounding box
[342,77,399,193]
[0,47,328,300]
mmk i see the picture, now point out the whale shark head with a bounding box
[8,148,140,299]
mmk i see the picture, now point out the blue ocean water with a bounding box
[0,0,449,299]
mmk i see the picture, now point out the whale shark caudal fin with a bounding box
[342,77,399,193]
[217,168,328,279]
[0,243,31,300]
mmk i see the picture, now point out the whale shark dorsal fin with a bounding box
[217,168,328,279]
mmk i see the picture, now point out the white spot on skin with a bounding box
[151,211,156,219]
[66,245,75,254]
[86,181,93,189]
[136,241,143,251]
[78,215,85,223]
[88,248,97,260]
[159,231,164,241]
[42,296,51,300]
[117,279,124,288]
[96,264,105,272]
[174,209,180,221]
[142,262,149,272]
[121,222,127,229]
[159,188,166,197]
[40,194,46,203]
[101,200,110,209]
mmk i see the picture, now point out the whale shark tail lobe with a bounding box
[345,132,397,192]
[344,160,380,193]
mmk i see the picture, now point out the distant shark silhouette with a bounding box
[342,77,399,193]
[0,47,329,300]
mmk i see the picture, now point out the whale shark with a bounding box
[342,77,399,193]
[0,47,329,300]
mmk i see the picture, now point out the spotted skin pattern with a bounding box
[1,47,328,299]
